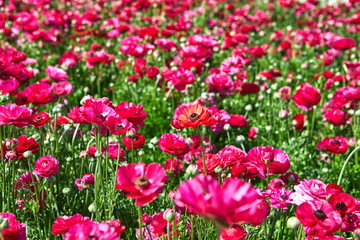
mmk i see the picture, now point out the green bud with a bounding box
[287,217,300,230]
[88,203,98,213]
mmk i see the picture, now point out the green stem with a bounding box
[197,128,207,175]
[138,206,143,240]
[337,145,360,185]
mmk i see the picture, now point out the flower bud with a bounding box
[214,166,223,174]
[88,203,98,213]
[5,150,17,160]
[150,137,158,145]
[6,138,19,149]
[126,129,136,138]
[287,217,300,230]
[138,150,145,156]
[0,218,9,230]
[50,137,56,142]
[23,150,33,159]
[62,188,71,195]
[245,104,253,111]
[223,124,231,131]
[186,164,199,177]
[163,209,175,222]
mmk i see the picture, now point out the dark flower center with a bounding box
[335,202,347,211]
[35,116,43,121]
[314,209,327,220]
[115,124,124,130]
[134,176,150,189]
[189,113,200,121]
[96,114,105,121]
[280,194,286,200]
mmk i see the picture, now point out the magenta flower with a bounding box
[0,104,32,127]
[74,174,95,190]
[107,116,133,135]
[205,73,234,95]
[80,102,116,127]
[174,174,268,226]
[64,221,119,240]
[34,156,59,178]
[115,102,147,131]
[45,66,69,81]
[52,213,90,235]
[0,212,26,240]
[115,163,166,206]
[158,133,190,158]
[246,146,290,179]
[296,200,342,233]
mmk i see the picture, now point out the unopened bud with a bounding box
[6,138,19,149]
[23,150,33,159]
[0,218,9,230]
[214,166,223,174]
[224,124,231,131]
[150,137,158,145]
[287,217,300,230]
[163,209,175,222]
[88,203,98,213]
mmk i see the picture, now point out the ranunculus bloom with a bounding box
[123,133,146,150]
[0,104,32,127]
[196,154,222,175]
[220,224,247,240]
[74,174,95,190]
[52,213,90,235]
[175,174,268,226]
[292,113,307,130]
[64,221,120,240]
[107,116,133,135]
[332,38,356,50]
[115,162,166,206]
[296,200,342,233]
[317,137,349,154]
[328,193,356,216]
[45,66,69,81]
[53,81,73,97]
[246,146,290,179]
[158,133,190,157]
[80,102,116,127]
[293,85,321,111]
[177,104,212,129]
[146,66,159,79]
[229,114,248,127]
[29,111,50,128]
[115,102,147,131]
[34,156,59,178]
[0,212,26,240]
[217,145,246,167]
[2,135,39,160]
[291,179,328,205]
[205,73,234,95]
[248,127,258,139]
[323,109,347,125]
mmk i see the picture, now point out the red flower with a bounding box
[177,104,212,129]
[115,102,147,131]
[115,162,166,206]
[323,109,347,125]
[220,224,247,240]
[52,213,90,235]
[292,113,306,130]
[53,81,73,97]
[328,193,356,216]
[51,116,71,129]
[165,158,184,175]
[107,116,133,135]
[0,104,32,127]
[123,133,146,150]
[146,66,159,79]
[317,137,349,154]
[34,156,59,178]
[296,200,342,233]
[229,114,248,127]
[293,85,321,111]
[158,133,190,157]
[248,127,258,139]
[29,112,50,128]
[332,38,355,50]
[196,154,221,174]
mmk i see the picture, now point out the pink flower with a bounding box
[34,156,59,178]
[115,102,147,131]
[80,102,116,127]
[52,213,90,235]
[269,188,294,211]
[0,212,26,240]
[291,179,328,205]
[158,133,190,157]
[115,163,166,206]
[205,73,234,95]
[74,174,95,190]
[0,104,32,127]
[167,68,195,91]
[220,56,245,75]
[53,81,73,97]
[64,221,119,240]
[174,174,268,226]
[217,145,246,167]
[246,146,290,179]
[107,116,133,135]
[296,200,342,233]
[45,66,69,81]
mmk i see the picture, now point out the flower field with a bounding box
[1,0,360,239]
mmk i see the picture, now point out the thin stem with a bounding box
[138,206,143,240]
[167,220,171,240]
[337,145,360,185]
[197,128,207,175]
